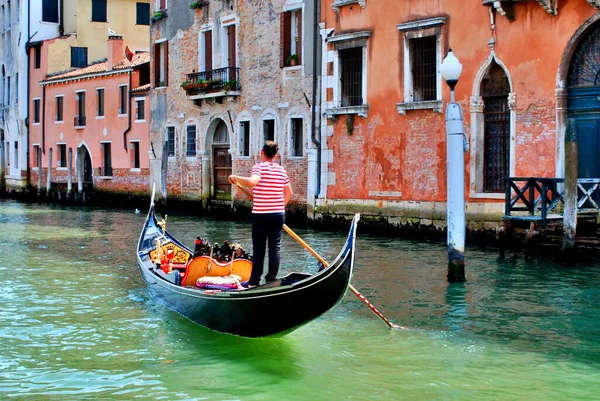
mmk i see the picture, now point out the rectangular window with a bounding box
[136,99,145,120]
[5,141,9,166]
[157,0,166,11]
[131,142,140,169]
[32,145,40,168]
[186,125,196,157]
[6,77,10,105]
[91,0,107,22]
[202,30,212,71]
[101,142,112,176]
[42,0,59,23]
[226,25,236,69]
[97,88,104,116]
[34,46,41,69]
[14,141,18,169]
[33,98,40,123]
[70,47,88,68]
[263,119,275,142]
[290,118,303,157]
[154,41,168,87]
[280,9,302,67]
[56,96,63,121]
[119,85,127,114]
[57,144,66,167]
[411,36,437,102]
[167,126,175,157]
[15,73,18,103]
[136,2,150,25]
[1,6,4,32]
[75,91,86,126]
[340,47,363,107]
[239,121,250,157]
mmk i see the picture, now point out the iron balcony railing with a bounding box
[184,67,240,95]
[74,116,86,127]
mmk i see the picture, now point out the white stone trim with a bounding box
[332,0,365,13]
[284,0,304,12]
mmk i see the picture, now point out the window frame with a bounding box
[154,39,168,88]
[96,87,104,117]
[70,46,88,68]
[288,116,304,158]
[34,46,41,69]
[33,98,41,124]
[130,140,141,170]
[100,141,113,177]
[238,120,251,158]
[136,2,150,25]
[56,142,67,169]
[166,126,175,158]
[326,31,370,118]
[55,95,63,122]
[91,0,107,23]
[32,144,40,168]
[118,84,128,115]
[396,17,446,115]
[262,117,276,143]
[280,5,303,68]
[186,124,197,158]
[135,97,145,121]
[42,0,59,23]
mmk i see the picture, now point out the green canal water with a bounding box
[0,200,599,400]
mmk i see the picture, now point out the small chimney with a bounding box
[107,35,124,70]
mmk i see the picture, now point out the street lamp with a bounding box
[441,48,466,283]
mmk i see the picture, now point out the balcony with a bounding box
[182,67,240,106]
[74,116,86,128]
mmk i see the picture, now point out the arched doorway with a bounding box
[212,120,231,200]
[567,22,600,182]
[76,145,93,192]
[481,61,511,193]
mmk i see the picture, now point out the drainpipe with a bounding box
[123,70,132,151]
[59,0,64,36]
[26,0,32,185]
[310,0,321,198]
[42,84,46,153]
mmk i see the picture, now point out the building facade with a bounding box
[317,0,600,230]
[149,0,318,213]
[1,0,150,193]
[28,35,150,196]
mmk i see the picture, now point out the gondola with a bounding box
[136,187,359,338]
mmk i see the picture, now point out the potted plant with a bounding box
[189,1,204,9]
[181,80,192,90]
[225,80,238,91]
[153,10,166,21]
[286,54,299,66]
[194,79,208,89]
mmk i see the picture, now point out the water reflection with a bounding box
[1,200,600,400]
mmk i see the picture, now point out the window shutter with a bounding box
[159,0,166,10]
[228,25,236,69]
[154,43,160,87]
[164,41,169,86]
[280,12,292,67]
[296,10,302,65]
[205,32,212,71]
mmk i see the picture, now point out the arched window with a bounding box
[481,61,510,193]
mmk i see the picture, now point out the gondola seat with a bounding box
[181,256,252,286]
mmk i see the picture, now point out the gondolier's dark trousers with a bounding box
[250,212,285,286]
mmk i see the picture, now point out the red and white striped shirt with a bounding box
[251,161,290,214]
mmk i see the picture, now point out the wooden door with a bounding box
[213,146,231,200]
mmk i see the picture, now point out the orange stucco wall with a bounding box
[322,0,596,206]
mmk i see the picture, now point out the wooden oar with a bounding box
[231,179,403,330]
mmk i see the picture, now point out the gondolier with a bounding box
[228,140,293,287]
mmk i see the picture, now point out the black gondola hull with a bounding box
[137,193,358,338]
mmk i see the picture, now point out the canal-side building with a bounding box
[0,0,150,195]
[316,0,600,233]
[149,0,319,214]
[28,35,151,197]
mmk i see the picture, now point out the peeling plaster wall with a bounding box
[318,0,598,230]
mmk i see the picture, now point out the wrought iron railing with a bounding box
[74,115,86,127]
[184,67,240,95]
[504,177,600,228]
